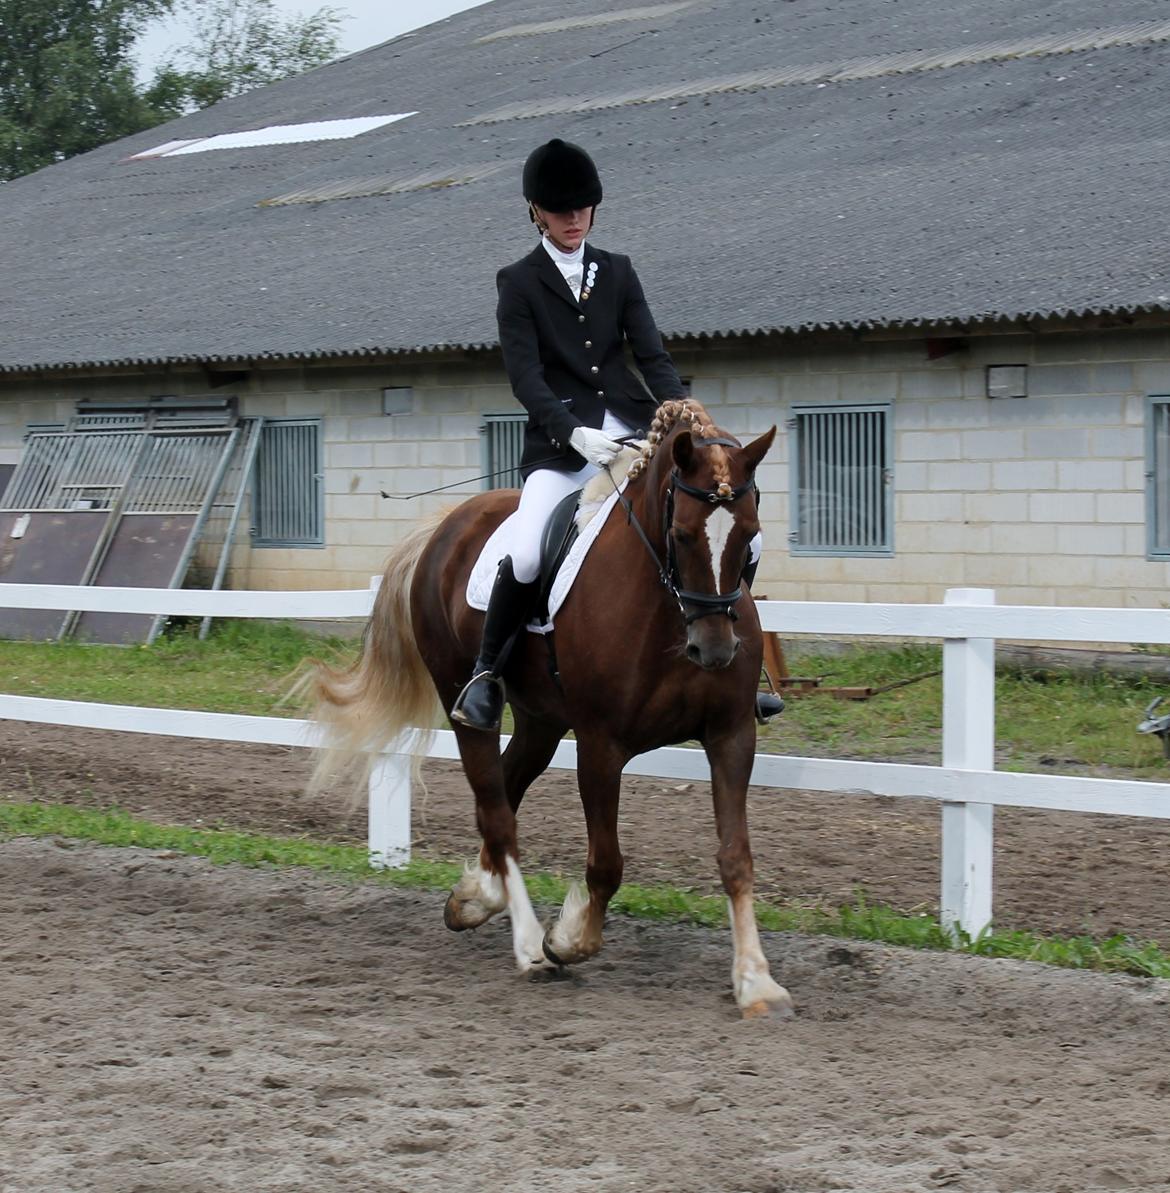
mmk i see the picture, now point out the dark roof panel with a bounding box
[2,0,1170,372]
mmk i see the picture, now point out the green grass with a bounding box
[2,624,1168,776]
[3,800,1166,979]
[759,642,1170,778]
[0,619,357,715]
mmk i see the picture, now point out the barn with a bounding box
[3,0,1170,617]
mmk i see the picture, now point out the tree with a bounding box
[0,0,179,181]
[148,0,342,110]
[0,0,343,183]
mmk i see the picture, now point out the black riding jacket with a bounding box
[495,243,684,477]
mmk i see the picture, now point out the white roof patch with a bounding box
[128,114,417,159]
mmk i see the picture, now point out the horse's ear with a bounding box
[739,426,776,474]
[672,427,696,472]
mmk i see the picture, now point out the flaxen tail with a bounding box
[310,517,442,795]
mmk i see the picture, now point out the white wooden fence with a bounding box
[2,580,1169,941]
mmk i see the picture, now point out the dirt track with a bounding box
[4,836,1170,1193]
[4,721,1170,945]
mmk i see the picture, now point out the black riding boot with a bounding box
[742,557,785,724]
[450,556,538,732]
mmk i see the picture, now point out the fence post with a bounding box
[364,573,410,869]
[368,754,411,869]
[940,587,996,942]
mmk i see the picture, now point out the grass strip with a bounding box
[3,801,1167,980]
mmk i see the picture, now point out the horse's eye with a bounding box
[672,527,694,546]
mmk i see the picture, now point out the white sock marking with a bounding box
[504,856,548,971]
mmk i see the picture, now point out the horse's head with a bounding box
[666,422,777,669]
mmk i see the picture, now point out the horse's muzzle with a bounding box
[685,631,741,670]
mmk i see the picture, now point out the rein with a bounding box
[608,435,753,624]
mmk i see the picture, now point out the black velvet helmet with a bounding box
[522,139,603,212]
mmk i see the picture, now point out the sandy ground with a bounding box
[3,836,1169,1193]
[3,722,1170,944]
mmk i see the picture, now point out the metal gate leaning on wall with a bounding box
[0,398,261,644]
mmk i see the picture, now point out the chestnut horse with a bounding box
[315,400,793,1018]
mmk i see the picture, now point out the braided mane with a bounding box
[625,398,735,498]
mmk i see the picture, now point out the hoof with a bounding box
[542,937,569,968]
[741,992,796,1021]
[443,892,498,932]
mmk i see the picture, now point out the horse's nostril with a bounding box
[685,643,702,664]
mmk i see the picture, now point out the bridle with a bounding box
[610,435,756,624]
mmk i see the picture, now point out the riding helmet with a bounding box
[522,139,603,212]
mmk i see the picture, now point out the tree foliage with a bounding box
[0,0,343,182]
[0,0,177,181]
[150,0,342,110]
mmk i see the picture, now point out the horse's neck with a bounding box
[625,457,670,550]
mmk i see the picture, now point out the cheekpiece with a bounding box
[522,138,603,212]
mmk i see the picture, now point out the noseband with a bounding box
[611,436,755,625]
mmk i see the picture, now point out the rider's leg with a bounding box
[451,464,595,731]
[742,533,784,723]
[449,554,537,731]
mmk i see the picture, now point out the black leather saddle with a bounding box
[534,489,583,623]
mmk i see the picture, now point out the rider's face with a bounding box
[535,205,592,252]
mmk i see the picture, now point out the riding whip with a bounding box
[379,433,645,500]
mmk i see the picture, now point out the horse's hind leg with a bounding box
[707,725,794,1020]
[444,721,559,974]
[544,734,624,966]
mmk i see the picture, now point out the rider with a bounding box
[451,138,782,731]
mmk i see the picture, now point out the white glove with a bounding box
[569,425,622,468]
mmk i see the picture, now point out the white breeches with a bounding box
[511,411,628,584]
[510,412,763,585]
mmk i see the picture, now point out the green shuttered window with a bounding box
[790,404,892,556]
[481,412,527,491]
[252,418,324,548]
[1147,397,1170,558]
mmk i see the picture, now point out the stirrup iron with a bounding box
[451,669,505,732]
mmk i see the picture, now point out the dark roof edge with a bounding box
[4,303,1169,379]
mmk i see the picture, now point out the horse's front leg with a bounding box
[543,733,625,966]
[707,724,795,1019]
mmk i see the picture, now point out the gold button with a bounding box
[584,340,592,348]
[590,366,599,374]
[578,315,585,323]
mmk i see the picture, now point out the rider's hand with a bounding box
[569,425,622,468]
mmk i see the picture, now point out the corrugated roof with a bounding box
[475,2,694,42]
[260,161,508,206]
[2,0,1170,373]
[460,17,1170,122]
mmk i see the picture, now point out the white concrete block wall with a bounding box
[4,326,1170,606]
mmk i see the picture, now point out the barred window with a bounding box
[1147,397,1170,558]
[789,403,892,555]
[481,412,527,491]
[252,418,324,547]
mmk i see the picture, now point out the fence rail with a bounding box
[2,580,1169,939]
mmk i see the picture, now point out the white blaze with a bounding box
[704,506,737,588]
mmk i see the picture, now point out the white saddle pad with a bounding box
[466,477,629,634]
